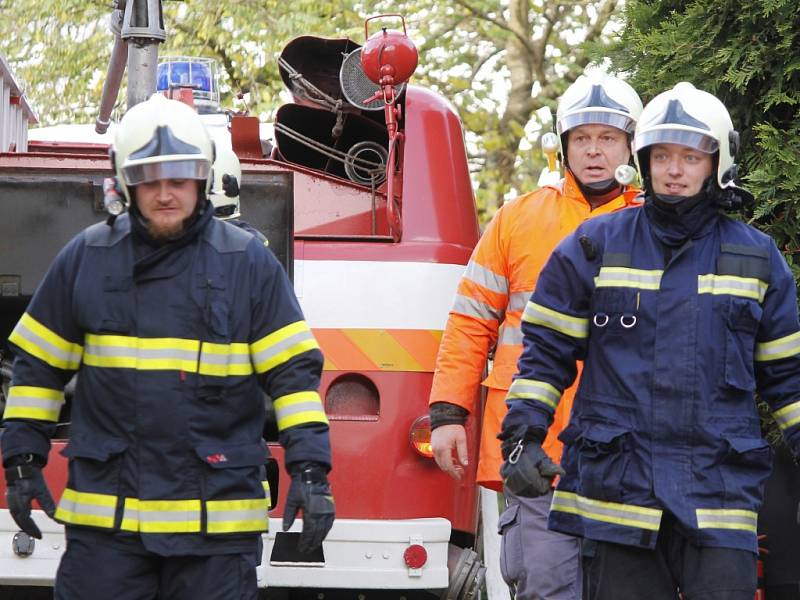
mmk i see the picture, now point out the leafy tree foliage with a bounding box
[607,0,800,281]
[0,0,362,126]
[379,0,622,219]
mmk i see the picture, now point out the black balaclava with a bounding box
[641,148,720,250]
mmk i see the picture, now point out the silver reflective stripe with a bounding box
[755,331,800,362]
[498,325,523,346]
[595,267,662,290]
[697,274,768,303]
[464,261,509,295]
[84,341,197,362]
[56,489,118,528]
[275,400,324,423]
[696,508,757,532]
[551,490,662,531]
[522,302,589,339]
[138,509,201,523]
[773,400,800,431]
[207,508,266,525]
[58,497,116,520]
[507,378,561,409]
[507,291,530,313]
[4,386,64,420]
[452,294,502,321]
[250,328,316,366]
[12,319,82,367]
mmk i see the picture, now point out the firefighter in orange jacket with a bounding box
[429,70,642,600]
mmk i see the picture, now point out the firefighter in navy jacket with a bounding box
[1,95,334,599]
[500,83,800,600]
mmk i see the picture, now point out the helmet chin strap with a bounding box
[579,177,619,195]
[570,168,623,207]
[652,176,715,215]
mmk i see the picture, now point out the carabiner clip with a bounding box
[508,439,524,465]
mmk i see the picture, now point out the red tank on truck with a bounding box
[0,4,485,599]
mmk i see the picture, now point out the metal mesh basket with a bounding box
[339,48,405,111]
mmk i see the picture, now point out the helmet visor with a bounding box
[634,129,718,154]
[560,111,636,135]
[123,159,210,186]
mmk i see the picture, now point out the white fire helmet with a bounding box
[209,147,241,220]
[556,68,643,155]
[633,82,741,191]
[111,94,214,203]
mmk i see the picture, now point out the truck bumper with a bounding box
[0,511,452,591]
[259,517,451,590]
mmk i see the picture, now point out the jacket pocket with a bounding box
[195,274,231,339]
[590,288,639,338]
[576,422,631,503]
[723,298,761,391]
[718,435,772,506]
[194,442,268,501]
[61,433,128,495]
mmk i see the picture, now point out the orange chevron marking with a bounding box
[386,329,443,372]
[314,329,378,371]
[314,329,443,372]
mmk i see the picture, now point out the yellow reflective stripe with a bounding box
[3,385,65,421]
[198,342,254,376]
[9,313,83,370]
[251,321,320,374]
[594,267,663,290]
[551,490,662,531]
[262,480,272,509]
[522,302,588,339]
[756,331,800,362]
[84,334,199,370]
[273,390,329,431]
[506,378,561,410]
[120,497,140,532]
[55,488,117,529]
[696,508,757,533]
[206,498,269,533]
[773,400,800,431]
[697,274,768,303]
[82,335,255,377]
[122,498,202,533]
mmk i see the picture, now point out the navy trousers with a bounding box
[582,514,756,600]
[54,528,259,600]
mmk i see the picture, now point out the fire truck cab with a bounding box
[0,12,485,600]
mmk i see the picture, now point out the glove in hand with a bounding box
[500,439,565,498]
[282,462,335,553]
[5,460,56,539]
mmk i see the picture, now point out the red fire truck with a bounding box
[0,5,485,599]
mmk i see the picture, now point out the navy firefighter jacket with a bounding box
[1,210,329,555]
[503,201,800,554]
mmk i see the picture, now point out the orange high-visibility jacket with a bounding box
[430,171,641,490]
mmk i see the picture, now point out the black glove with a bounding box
[4,455,56,539]
[282,462,335,554]
[499,426,564,498]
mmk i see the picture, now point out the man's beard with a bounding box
[146,218,187,241]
